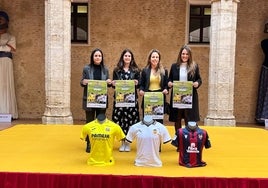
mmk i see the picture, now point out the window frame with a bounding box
[71,1,90,45]
[186,0,211,46]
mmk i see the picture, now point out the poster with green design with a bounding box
[87,80,107,108]
[144,92,164,120]
[172,81,193,109]
[115,80,135,107]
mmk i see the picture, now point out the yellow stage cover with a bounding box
[0,124,268,178]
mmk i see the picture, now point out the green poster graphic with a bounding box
[87,80,107,108]
[172,81,193,109]
[115,80,135,107]
[144,92,164,120]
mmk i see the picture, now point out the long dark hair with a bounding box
[89,48,106,74]
[115,49,140,72]
[89,48,104,67]
[176,45,197,77]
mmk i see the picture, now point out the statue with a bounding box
[0,11,18,119]
[255,20,268,124]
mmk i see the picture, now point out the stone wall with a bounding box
[1,0,268,124]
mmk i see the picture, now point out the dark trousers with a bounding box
[85,108,106,123]
[174,109,188,134]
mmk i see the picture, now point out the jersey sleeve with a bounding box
[80,124,90,140]
[126,125,136,143]
[171,128,180,147]
[161,126,171,144]
[204,131,211,149]
[115,124,126,141]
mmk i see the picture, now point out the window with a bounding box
[71,3,88,44]
[189,5,211,44]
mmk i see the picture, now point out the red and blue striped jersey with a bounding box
[172,127,211,168]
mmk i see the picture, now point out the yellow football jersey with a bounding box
[81,119,125,166]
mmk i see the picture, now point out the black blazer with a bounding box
[261,39,268,67]
[80,64,110,110]
[139,67,168,92]
[168,63,202,122]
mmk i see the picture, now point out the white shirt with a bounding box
[126,121,171,167]
[179,63,188,81]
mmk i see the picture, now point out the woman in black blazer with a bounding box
[139,49,169,124]
[168,45,202,135]
[80,48,112,152]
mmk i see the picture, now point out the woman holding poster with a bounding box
[111,49,141,152]
[168,45,202,136]
[80,48,112,152]
[139,49,169,124]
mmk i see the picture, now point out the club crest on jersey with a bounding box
[198,134,203,140]
[105,127,111,132]
[153,129,158,134]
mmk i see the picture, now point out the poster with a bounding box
[172,81,193,109]
[87,80,107,108]
[144,92,164,120]
[115,80,135,107]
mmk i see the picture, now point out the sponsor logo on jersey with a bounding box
[186,143,199,153]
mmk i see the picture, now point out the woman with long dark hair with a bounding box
[112,49,140,152]
[80,48,112,152]
[168,45,202,135]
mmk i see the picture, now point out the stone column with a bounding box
[204,0,239,126]
[42,0,73,124]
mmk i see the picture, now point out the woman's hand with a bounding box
[82,79,89,85]
[134,79,138,86]
[106,79,112,85]
[111,80,116,87]
[139,90,145,96]
[193,81,199,88]
[162,89,168,95]
[0,38,8,46]
[168,81,173,88]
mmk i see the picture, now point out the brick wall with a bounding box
[1,0,268,124]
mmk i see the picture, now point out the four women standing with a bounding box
[80,46,202,140]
